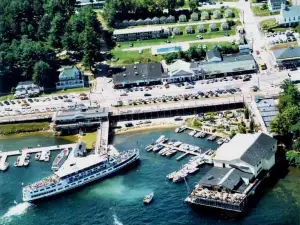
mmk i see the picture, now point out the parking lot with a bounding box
[265,30,297,46]
[0,93,94,118]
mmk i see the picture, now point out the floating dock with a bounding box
[0,144,76,171]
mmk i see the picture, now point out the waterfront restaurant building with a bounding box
[186,133,277,212]
[51,107,109,132]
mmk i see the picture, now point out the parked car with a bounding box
[144,93,151,97]
[174,116,183,121]
[125,122,133,127]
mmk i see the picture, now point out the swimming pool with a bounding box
[156,46,181,53]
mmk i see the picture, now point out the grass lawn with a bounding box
[42,87,90,95]
[0,122,49,136]
[110,49,163,65]
[80,131,98,149]
[0,94,14,101]
[189,41,235,49]
[259,18,278,30]
[251,5,279,16]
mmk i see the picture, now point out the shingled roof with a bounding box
[240,133,276,166]
[214,133,277,167]
[272,46,300,60]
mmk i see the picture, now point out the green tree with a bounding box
[188,0,198,11]
[249,119,254,131]
[244,107,249,119]
[48,13,65,48]
[229,130,236,139]
[33,61,53,87]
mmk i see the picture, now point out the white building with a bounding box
[268,0,285,12]
[56,66,84,90]
[277,3,300,25]
[213,133,277,178]
[166,60,202,82]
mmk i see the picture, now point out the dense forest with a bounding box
[0,0,103,90]
[270,80,300,167]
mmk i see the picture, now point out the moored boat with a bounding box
[207,135,217,141]
[24,160,30,167]
[51,149,70,171]
[188,130,197,136]
[152,144,164,152]
[35,153,41,160]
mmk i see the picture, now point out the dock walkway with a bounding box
[95,121,109,155]
[0,143,76,170]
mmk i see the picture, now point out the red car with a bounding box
[256,50,260,55]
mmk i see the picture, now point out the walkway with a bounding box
[95,121,109,155]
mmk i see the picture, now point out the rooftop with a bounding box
[281,5,300,18]
[272,46,300,61]
[206,49,222,60]
[52,107,109,121]
[198,53,256,75]
[256,98,278,132]
[168,60,194,77]
[113,26,164,35]
[214,133,276,166]
[112,62,166,85]
[198,167,253,192]
[59,66,80,80]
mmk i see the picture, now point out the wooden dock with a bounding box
[0,143,77,170]
[160,143,200,157]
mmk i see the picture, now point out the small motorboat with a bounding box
[143,192,154,204]
[25,154,30,160]
[35,152,41,160]
[217,138,225,145]
[188,130,197,136]
[153,144,164,152]
[44,155,50,162]
[24,160,30,167]
[1,162,9,171]
[145,145,154,152]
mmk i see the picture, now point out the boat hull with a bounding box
[23,152,139,202]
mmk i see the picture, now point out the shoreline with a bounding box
[114,123,179,135]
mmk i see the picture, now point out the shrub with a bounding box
[179,14,187,22]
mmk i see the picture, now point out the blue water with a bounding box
[156,46,181,53]
[0,130,299,225]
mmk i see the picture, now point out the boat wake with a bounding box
[113,213,123,225]
[1,202,32,223]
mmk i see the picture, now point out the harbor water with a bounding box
[0,129,299,225]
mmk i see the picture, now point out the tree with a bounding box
[229,130,236,139]
[33,61,53,87]
[48,13,65,48]
[249,119,254,131]
[244,107,249,119]
[82,26,98,69]
[188,0,198,11]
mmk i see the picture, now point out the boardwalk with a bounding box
[95,121,109,155]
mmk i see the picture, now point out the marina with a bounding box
[0,144,76,170]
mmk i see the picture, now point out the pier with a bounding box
[95,121,109,155]
[0,144,77,170]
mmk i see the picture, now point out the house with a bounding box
[272,46,300,68]
[268,0,285,12]
[213,133,277,177]
[56,66,84,90]
[206,49,222,62]
[167,60,201,82]
[112,62,166,88]
[277,3,300,25]
[14,81,42,98]
[113,26,169,41]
